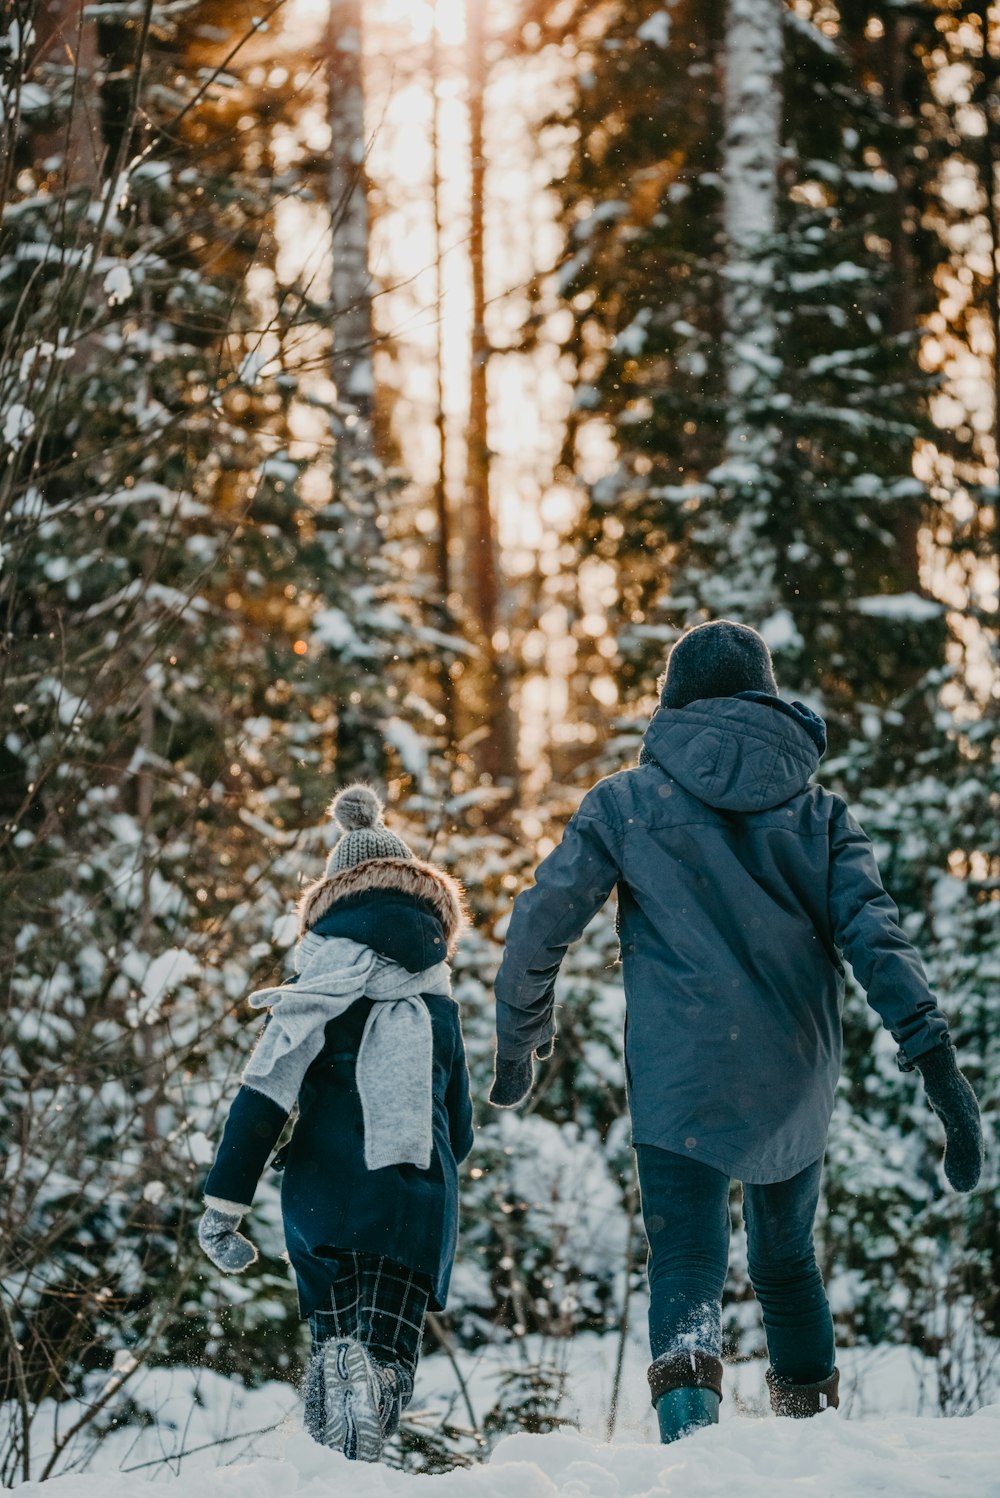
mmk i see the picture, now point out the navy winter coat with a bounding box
[495,694,950,1184]
[205,861,473,1313]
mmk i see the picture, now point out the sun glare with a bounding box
[377,0,466,44]
[286,0,466,45]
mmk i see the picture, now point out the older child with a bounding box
[199,785,473,1461]
[491,620,982,1443]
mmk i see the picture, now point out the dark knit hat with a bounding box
[660,620,778,709]
[323,784,414,877]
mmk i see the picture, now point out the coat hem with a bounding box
[631,1130,826,1186]
[291,1239,450,1318]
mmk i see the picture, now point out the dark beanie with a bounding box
[660,620,778,709]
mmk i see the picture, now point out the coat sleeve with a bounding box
[446,1012,475,1164]
[203,1085,290,1208]
[494,786,622,1062]
[827,799,949,1067]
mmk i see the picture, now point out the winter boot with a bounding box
[373,1363,411,1440]
[303,1349,325,1442]
[766,1366,840,1418]
[322,1338,384,1461]
[648,1350,724,1444]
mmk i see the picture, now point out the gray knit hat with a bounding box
[660,620,778,709]
[324,784,414,877]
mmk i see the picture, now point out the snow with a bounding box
[103,264,134,305]
[3,401,35,451]
[384,716,429,777]
[133,948,201,1021]
[10,1327,998,1486]
[636,12,671,48]
[854,594,945,622]
[10,1405,999,1495]
[239,348,272,386]
[614,310,651,356]
[312,607,356,650]
[758,609,803,652]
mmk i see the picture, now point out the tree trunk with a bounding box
[22,3,102,190]
[327,0,375,462]
[714,0,783,617]
[464,0,518,799]
[974,3,1000,491]
[722,0,782,441]
[430,13,457,740]
[880,15,923,584]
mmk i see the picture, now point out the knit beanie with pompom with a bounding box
[323,784,414,877]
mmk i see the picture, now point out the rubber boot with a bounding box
[766,1366,840,1417]
[655,1385,721,1444]
[648,1349,724,1445]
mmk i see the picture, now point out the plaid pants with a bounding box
[308,1252,432,1403]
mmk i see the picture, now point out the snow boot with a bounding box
[648,1350,724,1444]
[373,1363,410,1440]
[322,1338,384,1461]
[303,1349,325,1442]
[766,1366,840,1418]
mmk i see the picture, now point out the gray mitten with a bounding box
[198,1200,258,1272]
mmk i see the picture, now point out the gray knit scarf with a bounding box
[243,935,452,1172]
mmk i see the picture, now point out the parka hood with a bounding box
[297,856,468,955]
[641,694,826,812]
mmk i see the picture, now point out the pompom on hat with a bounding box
[660,620,778,709]
[324,783,414,877]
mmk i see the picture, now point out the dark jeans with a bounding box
[635,1145,836,1385]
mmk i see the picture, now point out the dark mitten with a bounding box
[198,1203,258,1272]
[914,1043,984,1193]
[489,1054,534,1109]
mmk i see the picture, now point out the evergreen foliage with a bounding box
[0,1,410,1460]
[0,0,996,1478]
[533,0,999,1381]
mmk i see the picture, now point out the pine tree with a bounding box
[531,0,998,1395]
[0,2,417,1466]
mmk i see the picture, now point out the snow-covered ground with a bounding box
[8,1324,998,1492]
[11,1404,1000,1498]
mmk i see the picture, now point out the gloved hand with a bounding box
[198,1202,258,1272]
[913,1043,984,1192]
[489,1055,533,1108]
[489,1037,554,1109]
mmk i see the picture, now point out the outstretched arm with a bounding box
[203,1084,290,1208]
[828,800,982,1191]
[197,1084,290,1274]
[828,800,949,1065]
[494,788,622,1081]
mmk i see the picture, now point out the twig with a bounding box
[119,1419,288,1473]
[425,1312,480,1438]
[606,1169,639,1442]
[0,1283,32,1482]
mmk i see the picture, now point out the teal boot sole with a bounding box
[655,1386,721,1444]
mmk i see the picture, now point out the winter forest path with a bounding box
[13,1407,1000,1497]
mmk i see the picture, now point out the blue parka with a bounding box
[495,694,950,1184]
[205,859,474,1313]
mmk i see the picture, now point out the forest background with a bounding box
[0,0,998,1481]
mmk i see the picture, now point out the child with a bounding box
[490,620,982,1443]
[198,785,473,1461]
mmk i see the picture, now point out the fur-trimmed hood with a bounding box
[297,857,468,956]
